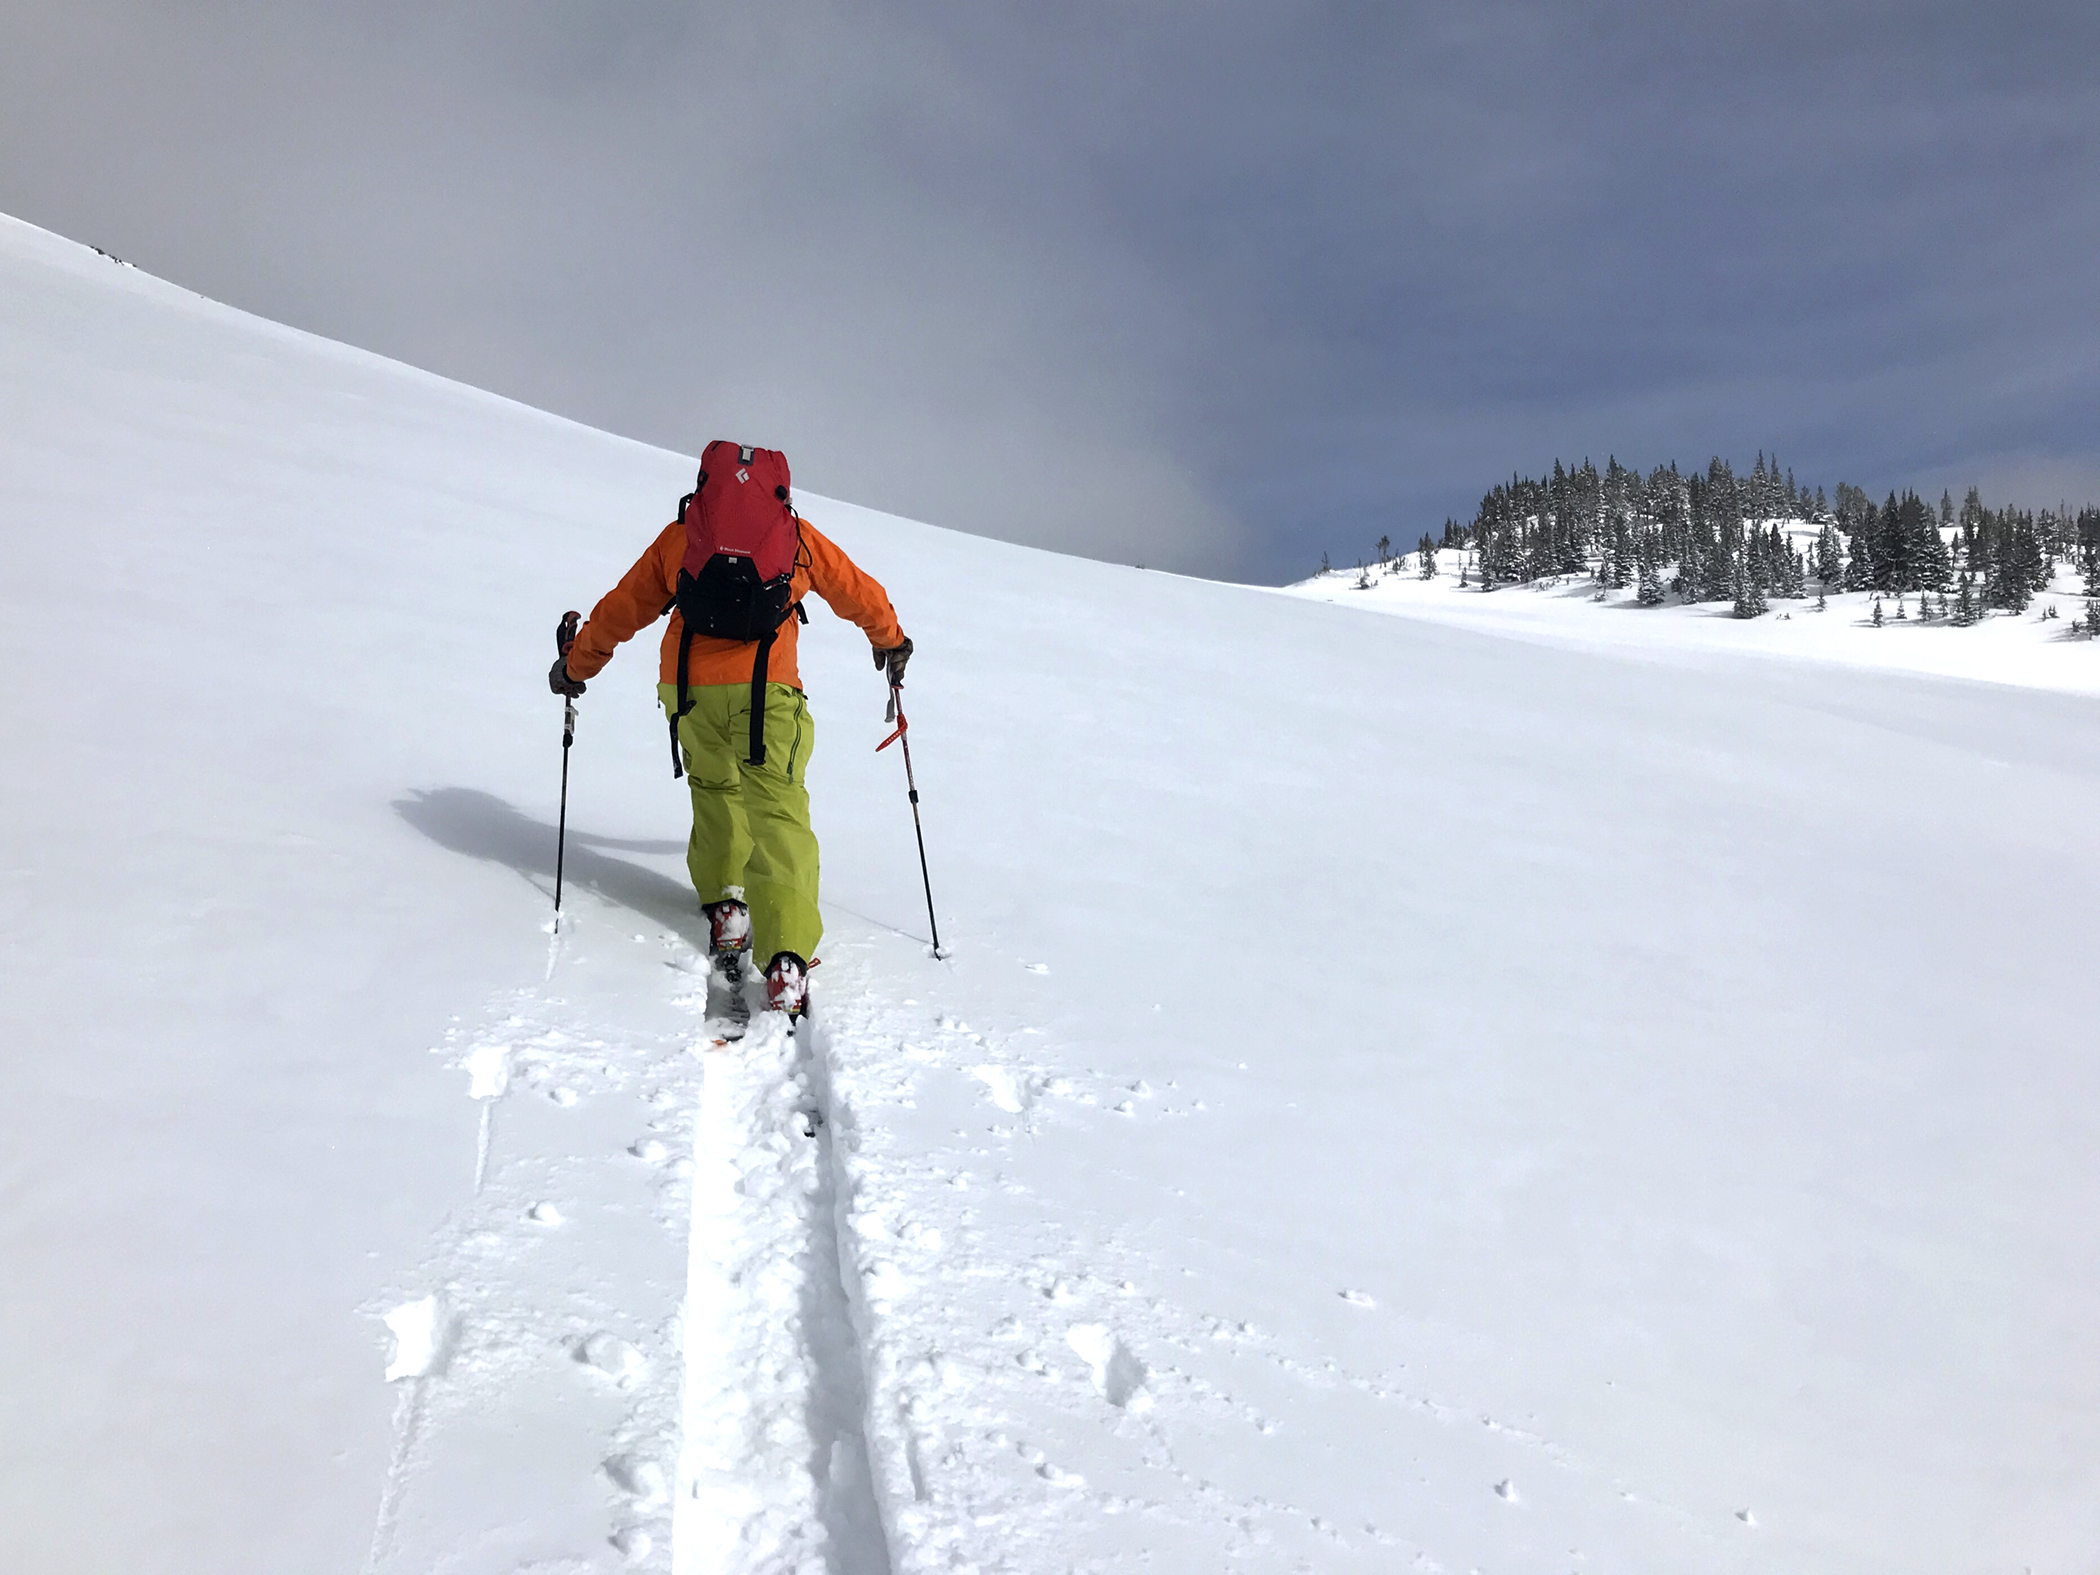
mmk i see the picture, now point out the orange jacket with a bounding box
[565,516,904,691]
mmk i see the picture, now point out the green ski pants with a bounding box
[658,681,822,965]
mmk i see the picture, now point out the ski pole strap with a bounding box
[877,686,907,752]
[746,628,777,767]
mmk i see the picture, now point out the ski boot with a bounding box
[764,951,809,1023]
[704,899,753,1035]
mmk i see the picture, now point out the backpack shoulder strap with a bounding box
[746,628,778,767]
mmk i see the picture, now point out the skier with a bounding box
[549,442,910,1023]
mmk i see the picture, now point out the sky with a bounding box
[3,1,2096,582]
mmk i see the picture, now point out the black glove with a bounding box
[549,656,586,697]
[873,635,913,686]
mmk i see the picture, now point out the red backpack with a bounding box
[667,441,807,774]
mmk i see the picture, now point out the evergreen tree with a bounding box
[1732,560,1768,619]
[1871,597,1885,627]
[1814,524,1843,586]
[1844,534,1876,593]
[1952,572,1978,626]
[1917,513,1951,594]
[1637,558,1666,607]
[1897,492,1941,592]
[1960,486,1986,531]
[1986,514,2042,612]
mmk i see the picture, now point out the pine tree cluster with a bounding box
[1461,455,1813,609]
[1381,454,2098,628]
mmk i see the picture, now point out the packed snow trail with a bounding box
[8,210,2100,1573]
[675,1010,889,1574]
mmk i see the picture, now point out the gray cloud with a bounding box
[3,2,2095,581]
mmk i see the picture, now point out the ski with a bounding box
[703,948,752,1044]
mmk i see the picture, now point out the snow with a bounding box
[1283,549,2100,695]
[5,207,2100,1574]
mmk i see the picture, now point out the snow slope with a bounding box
[5,211,2100,1574]
[1284,551,2100,696]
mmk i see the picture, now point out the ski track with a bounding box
[365,906,900,1575]
[673,1007,890,1574]
[369,910,1745,1573]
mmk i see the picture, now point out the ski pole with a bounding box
[554,610,580,916]
[876,681,943,957]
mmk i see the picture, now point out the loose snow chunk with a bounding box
[865,1260,916,1306]
[381,1296,442,1382]
[602,1453,671,1509]
[1066,1324,1151,1410]
[570,1332,647,1389]
[1339,1288,1376,1308]
[462,1042,511,1099]
[970,1065,1029,1113]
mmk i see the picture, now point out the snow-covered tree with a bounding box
[1952,573,1979,626]
[1732,560,1767,619]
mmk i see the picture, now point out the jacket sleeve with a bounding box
[564,521,681,681]
[801,521,905,650]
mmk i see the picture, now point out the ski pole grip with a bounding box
[556,610,581,657]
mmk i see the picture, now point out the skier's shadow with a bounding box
[394,787,701,943]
